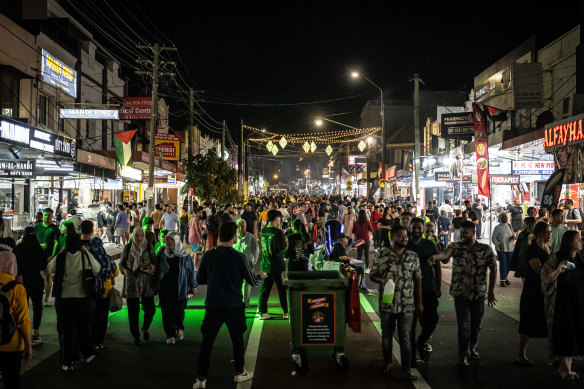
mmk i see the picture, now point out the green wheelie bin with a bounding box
[282,271,349,374]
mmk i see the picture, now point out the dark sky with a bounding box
[63,1,582,144]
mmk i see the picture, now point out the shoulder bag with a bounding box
[81,251,104,299]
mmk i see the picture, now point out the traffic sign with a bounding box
[346,181,352,188]
[378,179,387,188]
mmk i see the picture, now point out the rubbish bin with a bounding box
[282,271,349,374]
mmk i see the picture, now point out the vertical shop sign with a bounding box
[472,103,490,198]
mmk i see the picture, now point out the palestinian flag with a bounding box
[484,105,507,121]
[113,130,136,167]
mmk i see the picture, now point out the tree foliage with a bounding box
[182,149,241,203]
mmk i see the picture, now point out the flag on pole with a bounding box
[113,130,137,167]
[472,103,490,199]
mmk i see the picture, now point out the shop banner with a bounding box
[540,168,566,212]
[41,49,77,98]
[472,103,490,198]
[112,97,152,120]
[435,172,471,182]
[0,159,35,178]
[441,112,474,139]
[490,175,520,185]
[154,133,181,161]
[512,161,554,175]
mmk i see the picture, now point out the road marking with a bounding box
[359,294,431,389]
[237,309,264,389]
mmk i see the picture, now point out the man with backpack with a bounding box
[564,199,583,231]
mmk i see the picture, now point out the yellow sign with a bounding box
[264,182,269,191]
[154,133,181,161]
[346,181,353,187]
[379,179,387,188]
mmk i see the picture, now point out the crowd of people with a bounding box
[1,192,584,387]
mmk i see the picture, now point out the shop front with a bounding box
[118,165,143,204]
[543,113,584,208]
[0,115,77,235]
[131,151,178,206]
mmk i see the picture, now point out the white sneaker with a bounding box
[283,313,289,319]
[234,369,254,383]
[260,313,270,320]
[192,378,206,388]
[177,329,184,341]
[166,337,176,344]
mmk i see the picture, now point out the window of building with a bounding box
[38,94,48,125]
[563,97,570,116]
[1,71,19,117]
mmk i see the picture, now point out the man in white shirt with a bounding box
[161,205,180,233]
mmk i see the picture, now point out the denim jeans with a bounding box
[380,310,414,373]
[453,296,484,359]
[496,251,513,282]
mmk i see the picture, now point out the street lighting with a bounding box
[315,116,361,131]
[351,71,385,192]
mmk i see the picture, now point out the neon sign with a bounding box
[544,115,584,149]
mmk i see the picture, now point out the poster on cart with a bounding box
[301,292,336,346]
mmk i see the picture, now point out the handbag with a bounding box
[81,251,104,299]
[109,287,123,312]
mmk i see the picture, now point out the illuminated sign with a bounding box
[490,175,520,185]
[543,114,584,149]
[60,109,119,120]
[441,112,474,139]
[512,161,554,175]
[0,117,76,159]
[119,165,143,181]
[348,155,366,165]
[0,119,30,146]
[41,49,77,98]
[0,159,36,178]
[435,172,471,182]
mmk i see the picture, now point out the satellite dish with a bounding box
[536,110,555,129]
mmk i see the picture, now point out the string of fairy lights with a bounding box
[244,124,380,156]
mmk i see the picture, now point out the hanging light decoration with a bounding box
[271,144,278,155]
[358,140,366,152]
[310,141,317,153]
[325,144,333,156]
[266,141,274,152]
[279,136,287,149]
[303,142,310,153]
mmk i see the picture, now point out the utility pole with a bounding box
[413,74,421,203]
[136,43,177,213]
[244,136,249,203]
[239,120,244,197]
[188,88,194,163]
[221,120,226,160]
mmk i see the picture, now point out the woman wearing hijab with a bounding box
[119,226,157,345]
[13,227,46,346]
[157,232,197,344]
[0,251,32,388]
[46,233,101,372]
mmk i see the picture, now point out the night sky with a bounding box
[62,1,581,159]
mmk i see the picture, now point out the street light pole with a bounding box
[351,72,385,198]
